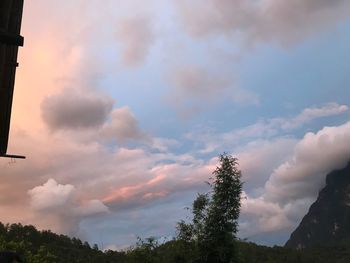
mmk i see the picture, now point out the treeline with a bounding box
[1,223,350,263]
[238,241,350,263]
[0,222,124,262]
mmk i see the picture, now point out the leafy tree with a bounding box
[127,237,160,263]
[32,245,58,263]
[177,153,243,263]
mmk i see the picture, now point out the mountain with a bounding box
[285,161,350,249]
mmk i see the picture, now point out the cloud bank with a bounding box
[240,121,350,238]
[187,103,349,153]
[176,0,350,45]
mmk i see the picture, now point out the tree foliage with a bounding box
[0,222,126,262]
[177,153,243,263]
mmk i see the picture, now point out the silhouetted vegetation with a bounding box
[177,153,242,262]
[1,223,350,262]
[0,222,122,262]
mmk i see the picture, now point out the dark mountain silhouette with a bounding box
[285,161,350,249]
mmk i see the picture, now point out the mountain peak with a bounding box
[285,161,350,249]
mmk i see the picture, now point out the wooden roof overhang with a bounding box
[0,0,25,159]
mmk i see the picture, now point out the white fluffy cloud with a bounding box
[28,179,109,235]
[240,121,350,238]
[237,138,297,190]
[29,179,76,211]
[241,194,291,234]
[265,122,350,204]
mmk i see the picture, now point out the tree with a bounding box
[32,245,58,263]
[177,153,243,263]
[128,237,160,263]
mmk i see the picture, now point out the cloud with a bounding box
[150,137,180,153]
[281,103,349,130]
[101,157,215,211]
[28,179,109,235]
[167,66,259,116]
[29,179,76,211]
[76,200,110,217]
[239,121,350,238]
[41,90,147,144]
[100,107,147,143]
[265,122,350,205]
[38,98,350,243]
[187,103,348,153]
[175,0,350,45]
[116,16,155,67]
[237,138,297,191]
[41,89,114,131]
[241,194,291,234]
[0,124,214,241]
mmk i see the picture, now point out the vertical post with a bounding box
[0,0,24,158]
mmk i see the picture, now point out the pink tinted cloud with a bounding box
[101,161,215,210]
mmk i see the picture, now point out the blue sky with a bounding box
[2,0,350,249]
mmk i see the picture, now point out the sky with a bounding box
[2,0,350,249]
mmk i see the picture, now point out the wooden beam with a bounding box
[0,154,26,159]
